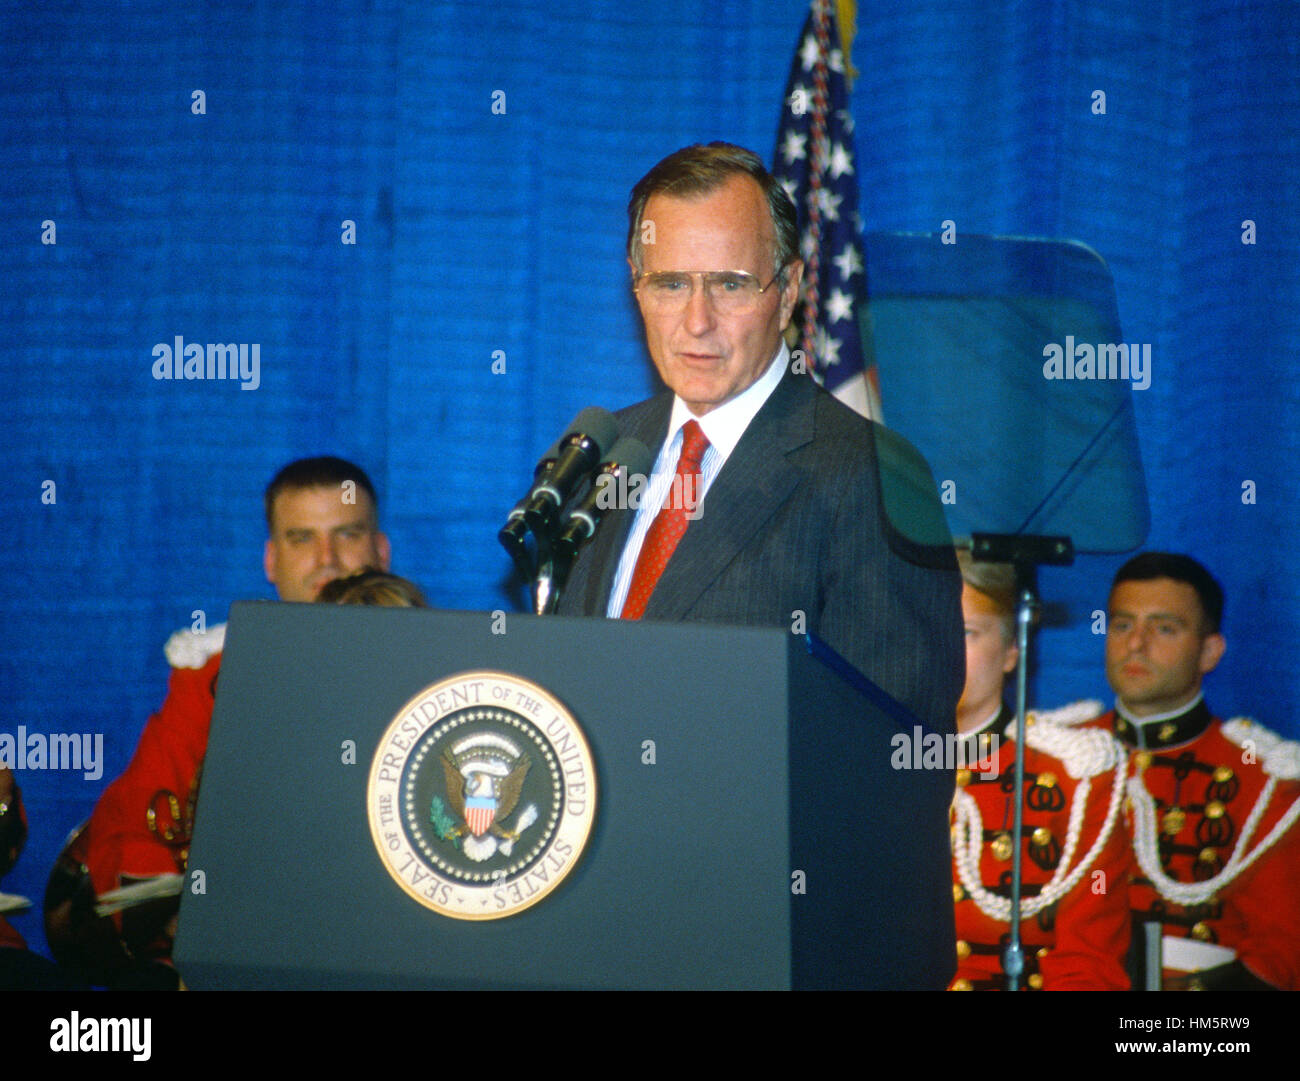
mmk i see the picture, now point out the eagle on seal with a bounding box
[441,751,532,841]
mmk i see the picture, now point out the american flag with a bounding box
[772,0,881,421]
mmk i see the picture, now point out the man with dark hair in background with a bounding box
[1096,551,1300,990]
[46,456,392,988]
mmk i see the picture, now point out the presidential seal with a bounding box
[366,671,596,920]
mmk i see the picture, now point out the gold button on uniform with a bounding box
[955,769,971,788]
[1036,772,1057,789]
[1162,807,1186,835]
[956,940,971,960]
[951,979,973,991]
[1134,752,1152,771]
[1036,947,1049,960]
[1198,847,1218,864]
[1205,800,1226,819]
[1213,766,1234,784]
[953,883,965,903]
[1192,922,1213,942]
[1031,827,1052,847]
[991,832,1014,861]
[1028,974,1044,989]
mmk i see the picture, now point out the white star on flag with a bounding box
[781,131,808,165]
[827,142,854,179]
[816,188,843,222]
[815,326,843,367]
[799,34,819,71]
[825,288,854,323]
[832,246,863,279]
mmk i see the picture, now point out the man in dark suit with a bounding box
[557,143,962,736]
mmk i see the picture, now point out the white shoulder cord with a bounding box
[164,621,227,669]
[1129,717,1300,906]
[952,725,1125,922]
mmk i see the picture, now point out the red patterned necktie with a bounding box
[620,419,710,620]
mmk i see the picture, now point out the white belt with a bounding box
[1162,934,1236,972]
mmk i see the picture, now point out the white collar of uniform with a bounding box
[958,704,1005,746]
[1115,689,1205,729]
[664,340,789,464]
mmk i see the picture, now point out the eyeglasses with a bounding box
[633,270,785,314]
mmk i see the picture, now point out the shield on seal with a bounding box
[463,772,497,837]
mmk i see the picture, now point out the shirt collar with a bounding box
[665,341,788,463]
[1113,691,1213,749]
[958,703,1007,745]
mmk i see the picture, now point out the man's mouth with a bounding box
[309,573,339,597]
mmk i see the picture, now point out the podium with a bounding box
[173,601,956,989]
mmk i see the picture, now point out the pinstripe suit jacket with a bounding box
[556,369,964,735]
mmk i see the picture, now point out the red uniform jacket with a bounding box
[1,781,27,950]
[83,628,223,920]
[950,706,1133,990]
[1097,701,1300,990]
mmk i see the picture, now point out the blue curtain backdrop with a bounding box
[2,0,1297,959]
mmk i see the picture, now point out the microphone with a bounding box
[553,437,654,569]
[499,438,561,568]
[521,407,620,534]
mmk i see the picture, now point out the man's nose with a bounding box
[316,534,340,568]
[1123,622,1149,651]
[682,278,717,334]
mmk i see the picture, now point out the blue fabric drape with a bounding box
[2,0,1296,959]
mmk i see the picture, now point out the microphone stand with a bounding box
[969,532,1073,991]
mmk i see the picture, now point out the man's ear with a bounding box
[376,532,392,572]
[1199,631,1226,675]
[263,539,277,586]
[778,260,804,331]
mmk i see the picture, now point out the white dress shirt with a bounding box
[605,342,791,617]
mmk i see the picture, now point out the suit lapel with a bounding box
[643,371,814,621]
[570,395,672,615]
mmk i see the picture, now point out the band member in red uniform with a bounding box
[1096,552,1300,990]
[2,768,87,988]
[1,768,29,953]
[45,457,392,988]
[949,553,1132,990]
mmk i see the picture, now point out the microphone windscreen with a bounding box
[604,437,654,479]
[535,438,562,472]
[563,407,620,459]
